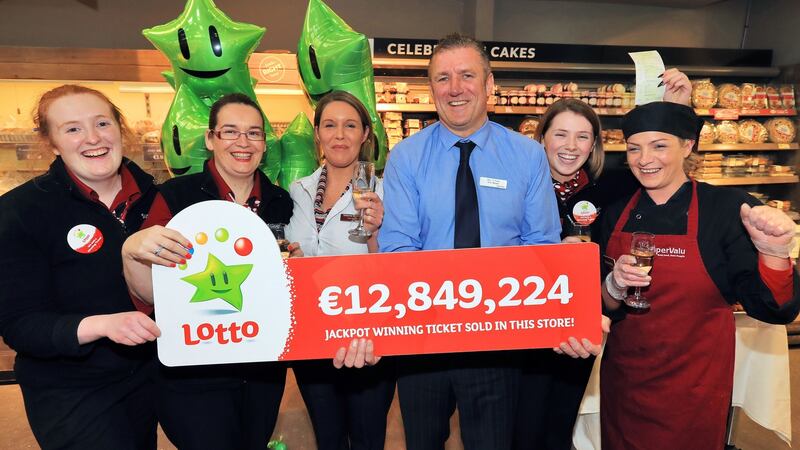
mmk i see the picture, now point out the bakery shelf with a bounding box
[371,58,781,78]
[694,108,796,117]
[493,106,631,116]
[0,134,38,144]
[694,175,799,186]
[377,103,437,112]
[698,143,799,151]
[604,143,799,152]
[379,104,797,118]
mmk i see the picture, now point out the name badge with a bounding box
[340,214,359,222]
[479,177,507,189]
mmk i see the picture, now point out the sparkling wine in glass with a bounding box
[349,161,376,238]
[268,223,290,259]
[625,231,655,310]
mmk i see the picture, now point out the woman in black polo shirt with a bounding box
[0,85,160,449]
[122,93,293,450]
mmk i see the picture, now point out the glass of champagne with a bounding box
[349,161,376,238]
[268,223,290,259]
[566,216,591,242]
[625,231,655,310]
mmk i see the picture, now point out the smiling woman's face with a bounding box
[46,93,124,187]
[315,100,368,170]
[626,131,693,201]
[543,111,595,182]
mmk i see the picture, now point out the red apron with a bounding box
[601,180,734,450]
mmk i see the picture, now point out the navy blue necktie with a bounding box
[454,140,480,249]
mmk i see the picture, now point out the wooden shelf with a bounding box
[371,57,781,78]
[492,106,631,116]
[694,108,796,117]
[377,103,437,112]
[604,143,800,152]
[378,104,797,118]
[694,175,799,186]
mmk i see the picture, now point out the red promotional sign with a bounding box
[154,202,602,366]
[282,243,602,360]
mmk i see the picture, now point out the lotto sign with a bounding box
[153,201,292,366]
[154,201,601,366]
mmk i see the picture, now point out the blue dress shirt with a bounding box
[379,119,561,252]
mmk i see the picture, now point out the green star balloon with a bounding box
[278,112,319,189]
[297,0,388,170]
[143,0,282,178]
[181,253,253,311]
[160,85,210,176]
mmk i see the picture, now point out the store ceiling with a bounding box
[559,0,727,8]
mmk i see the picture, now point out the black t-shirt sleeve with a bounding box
[701,185,800,324]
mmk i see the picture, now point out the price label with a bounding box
[713,109,739,120]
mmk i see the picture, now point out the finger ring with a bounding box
[154,246,163,257]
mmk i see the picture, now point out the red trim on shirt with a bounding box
[130,292,153,315]
[141,193,172,228]
[208,158,262,205]
[758,257,794,306]
[66,165,141,218]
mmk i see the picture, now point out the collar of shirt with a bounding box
[436,118,491,153]
[208,157,261,205]
[66,164,141,215]
[298,165,325,195]
[634,180,692,212]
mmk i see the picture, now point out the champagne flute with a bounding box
[625,231,655,310]
[349,161,377,238]
[566,215,591,242]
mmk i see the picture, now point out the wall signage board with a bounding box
[371,37,772,67]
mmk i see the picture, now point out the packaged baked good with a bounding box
[767,199,792,211]
[766,86,782,109]
[384,112,402,121]
[765,118,797,143]
[604,129,624,144]
[699,121,716,144]
[133,119,156,136]
[737,119,769,144]
[692,80,718,109]
[715,120,739,144]
[769,165,794,176]
[717,84,742,109]
[141,130,160,144]
[780,85,796,108]
[740,83,757,109]
[754,85,768,109]
[519,117,540,134]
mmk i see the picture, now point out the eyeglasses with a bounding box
[212,129,266,141]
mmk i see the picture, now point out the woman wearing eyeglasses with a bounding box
[122,93,294,450]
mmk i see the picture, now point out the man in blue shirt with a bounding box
[379,34,560,449]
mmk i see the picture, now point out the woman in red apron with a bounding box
[598,101,800,449]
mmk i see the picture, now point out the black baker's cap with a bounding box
[622,102,703,144]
